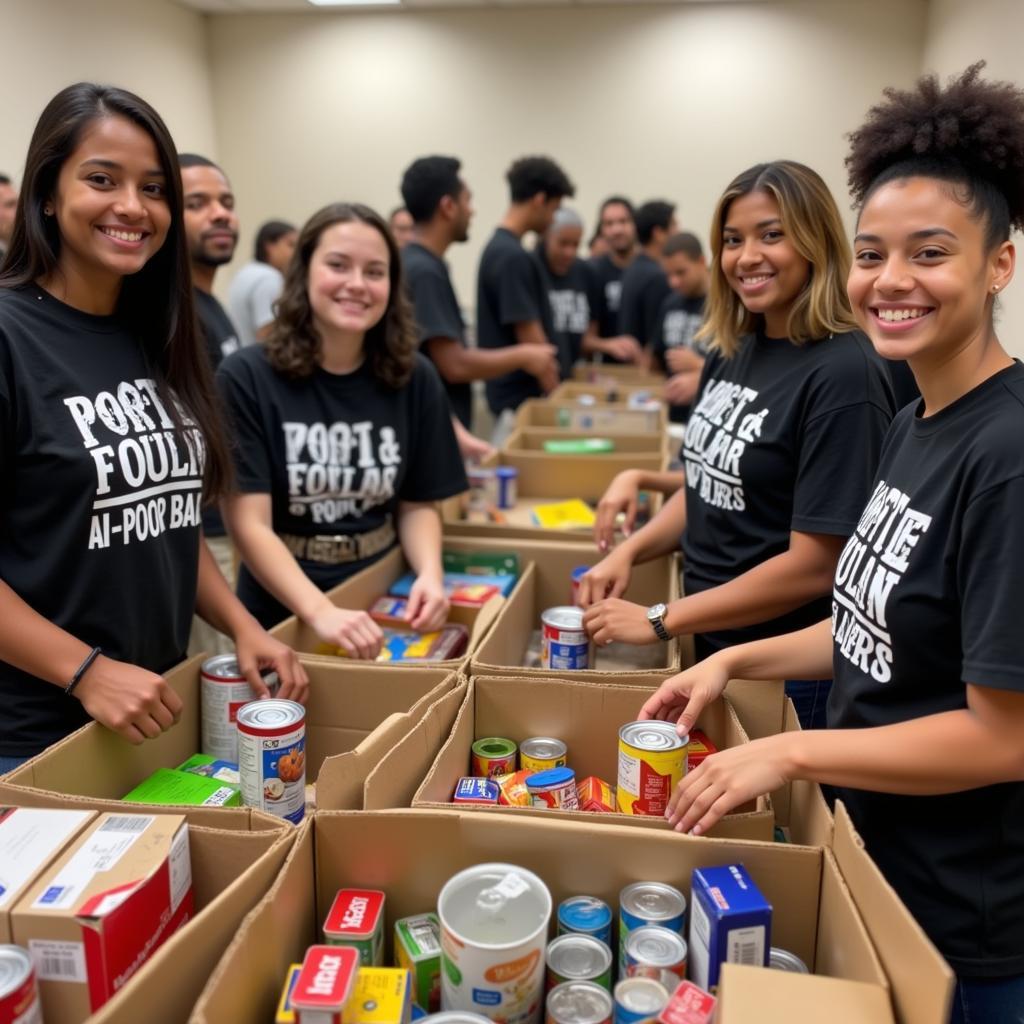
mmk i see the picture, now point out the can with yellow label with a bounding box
[616,722,687,817]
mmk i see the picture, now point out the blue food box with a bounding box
[688,864,772,990]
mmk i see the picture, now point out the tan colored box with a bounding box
[270,544,508,663]
[404,674,772,841]
[189,808,917,1024]
[12,812,191,1022]
[502,427,669,468]
[0,806,97,942]
[0,654,456,821]
[571,363,667,385]
[551,380,665,404]
[514,398,667,434]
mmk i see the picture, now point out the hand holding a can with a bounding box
[582,598,657,646]
[310,604,384,660]
[593,470,645,552]
[638,656,731,737]
[233,621,309,703]
[576,550,633,608]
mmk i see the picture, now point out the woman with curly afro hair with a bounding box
[638,63,1024,1021]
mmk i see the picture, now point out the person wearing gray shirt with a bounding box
[228,219,296,347]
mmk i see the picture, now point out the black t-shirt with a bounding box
[681,330,894,651]
[217,347,467,629]
[587,254,627,343]
[618,252,671,348]
[886,359,921,410]
[477,228,555,415]
[402,242,473,429]
[829,362,1024,979]
[652,292,707,424]
[534,247,592,374]
[0,287,205,756]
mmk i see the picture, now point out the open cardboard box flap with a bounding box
[571,363,667,384]
[410,674,773,841]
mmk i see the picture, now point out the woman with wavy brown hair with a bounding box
[218,202,467,656]
[580,161,895,729]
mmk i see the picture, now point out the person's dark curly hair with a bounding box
[846,62,1024,249]
[266,202,416,388]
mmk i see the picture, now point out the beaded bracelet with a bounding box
[65,646,101,697]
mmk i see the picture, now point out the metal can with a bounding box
[423,1015,495,1024]
[557,897,613,949]
[527,767,580,810]
[612,978,669,1024]
[521,737,568,774]
[618,883,686,980]
[237,699,306,824]
[495,467,518,510]
[471,737,518,779]
[623,927,687,989]
[769,948,809,973]
[616,722,687,817]
[547,935,613,992]
[201,653,280,761]
[547,981,613,1024]
[541,607,593,671]
[0,946,41,1024]
[570,566,589,607]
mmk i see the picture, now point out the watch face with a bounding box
[648,603,667,620]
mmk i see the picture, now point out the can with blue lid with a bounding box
[557,897,614,950]
[494,466,518,510]
[527,767,579,810]
[570,566,590,607]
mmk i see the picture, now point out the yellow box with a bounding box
[345,968,413,1024]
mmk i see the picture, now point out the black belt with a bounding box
[279,520,395,566]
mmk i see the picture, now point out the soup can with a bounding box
[495,467,519,510]
[769,948,809,974]
[623,927,687,989]
[557,897,613,949]
[541,607,592,671]
[438,863,551,1024]
[201,653,280,761]
[546,935,613,992]
[237,699,306,824]
[527,768,579,810]
[612,978,669,1024]
[546,981,613,1024]
[520,737,568,774]
[0,946,41,1024]
[618,883,686,980]
[471,738,518,779]
[616,722,687,817]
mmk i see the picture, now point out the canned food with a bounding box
[201,653,280,761]
[547,935,613,991]
[769,948,809,973]
[685,731,718,770]
[623,927,687,988]
[617,722,687,817]
[495,467,518,510]
[570,566,589,607]
[521,737,568,774]
[541,607,593,671]
[324,889,386,965]
[423,1015,495,1024]
[612,978,669,1024]
[547,981,613,1024]
[557,897,613,949]
[237,699,306,824]
[471,738,518,779]
[527,767,580,810]
[0,946,40,1024]
[618,883,686,980]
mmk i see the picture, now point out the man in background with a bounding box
[476,155,574,441]
[0,175,17,262]
[228,219,296,348]
[618,199,677,355]
[389,205,415,248]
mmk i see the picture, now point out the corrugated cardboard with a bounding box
[269,545,507,663]
[502,428,669,470]
[514,398,667,434]
[190,809,894,1023]
[571,364,667,385]
[0,654,455,822]
[551,380,665,403]
[472,554,681,679]
[408,674,773,841]
[832,801,954,1024]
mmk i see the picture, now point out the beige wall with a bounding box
[207,0,928,310]
[923,0,1024,357]
[0,0,217,185]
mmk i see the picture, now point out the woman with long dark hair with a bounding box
[0,83,305,769]
[218,203,467,657]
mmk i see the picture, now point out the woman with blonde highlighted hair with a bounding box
[580,160,895,729]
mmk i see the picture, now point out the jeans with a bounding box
[950,974,1024,1024]
[784,678,832,731]
[0,754,30,775]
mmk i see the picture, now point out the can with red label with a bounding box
[324,889,386,965]
[527,767,580,810]
[541,607,593,671]
[0,946,41,1024]
[201,653,280,761]
[471,737,518,779]
[237,699,306,824]
[617,722,687,817]
[657,981,716,1024]
[291,945,360,1024]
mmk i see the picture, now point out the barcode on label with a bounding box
[726,926,765,969]
[29,939,86,982]
[409,922,440,953]
[99,815,153,833]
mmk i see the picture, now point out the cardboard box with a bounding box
[0,655,456,822]
[571,364,668,385]
[12,812,193,1022]
[472,552,682,678]
[270,545,508,664]
[0,806,97,942]
[771,699,834,849]
[551,380,665,404]
[404,675,772,841]
[188,809,900,1024]
[514,398,667,434]
[502,428,669,469]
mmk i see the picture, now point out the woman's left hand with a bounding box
[234,622,309,704]
[406,573,450,632]
[666,734,795,836]
[583,598,659,646]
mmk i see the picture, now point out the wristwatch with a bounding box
[647,603,671,642]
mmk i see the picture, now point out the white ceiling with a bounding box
[177,0,756,11]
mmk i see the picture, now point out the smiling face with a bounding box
[49,115,170,291]
[308,219,391,342]
[848,176,1012,365]
[720,190,810,333]
[600,201,635,256]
